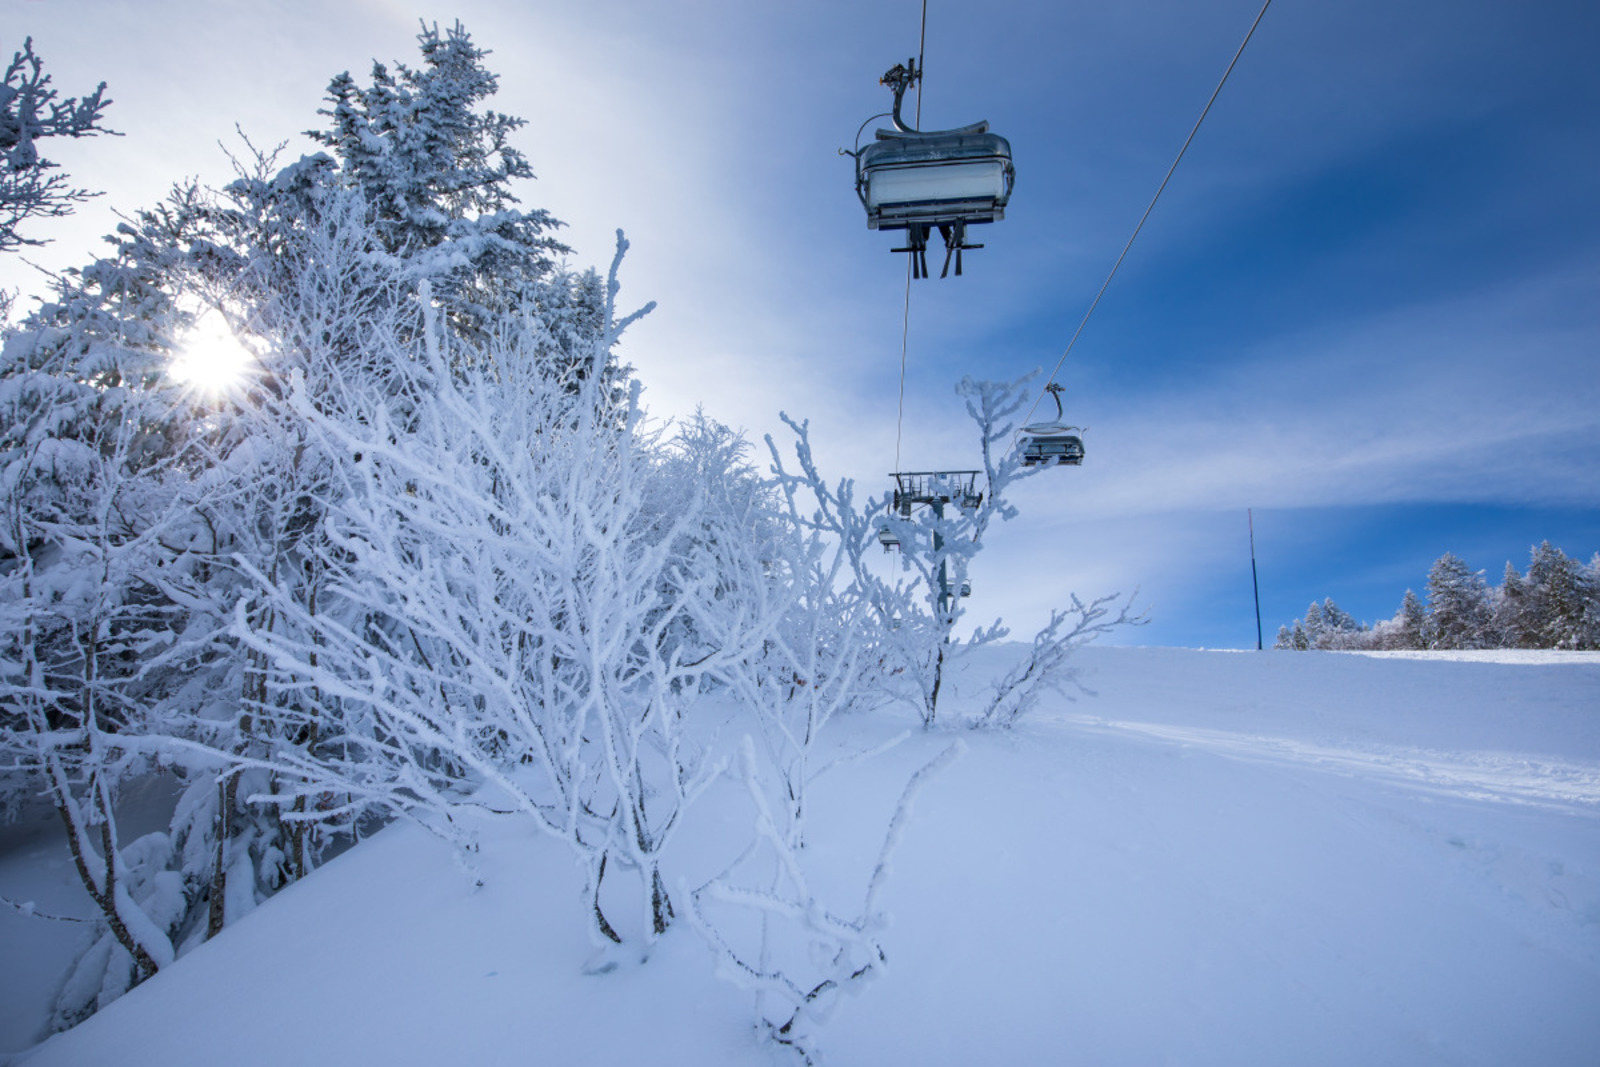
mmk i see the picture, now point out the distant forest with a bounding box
[1276,542,1600,651]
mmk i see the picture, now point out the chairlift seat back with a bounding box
[859,123,1014,231]
[1020,424,1086,467]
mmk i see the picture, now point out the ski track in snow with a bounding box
[1062,715,1600,814]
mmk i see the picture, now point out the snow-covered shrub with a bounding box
[45,830,187,1032]
[0,299,207,1008]
[232,248,783,949]
[689,412,894,844]
[687,737,962,1065]
[841,377,1032,726]
[839,373,1136,728]
[974,594,1140,728]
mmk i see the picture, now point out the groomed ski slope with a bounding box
[14,646,1600,1066]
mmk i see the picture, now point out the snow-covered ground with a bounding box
[6,645,1598,1065]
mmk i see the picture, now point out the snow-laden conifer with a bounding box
[1521,542,1594,650]
[1425,552,1493,650]
[306,20,567,340]
[1,37,116,257]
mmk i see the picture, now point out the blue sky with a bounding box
[4,0,1597,647]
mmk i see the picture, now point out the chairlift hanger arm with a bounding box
[881,58,922,133]
[1046,382,1065,421]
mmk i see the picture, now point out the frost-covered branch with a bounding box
[973,593,1145,729]
[1,37,117,252]
[686,737,963,1064]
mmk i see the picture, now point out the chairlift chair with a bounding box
[891,470,982,511]
[1020,383,1086,468]
[850,60,1015,279]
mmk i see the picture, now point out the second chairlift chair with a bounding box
[1019,383,1086,467]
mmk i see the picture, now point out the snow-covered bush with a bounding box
[677,376,1134,1060]
[231,249,788,949]
[841,373,1136,728]
[0,295,206,1015]
[974,594,1140,728]
[4,18,1138,1048]
[715,413,901,841]
[687,737,962,1065]
[4,17,608,1023]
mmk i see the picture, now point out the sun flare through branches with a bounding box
[169,308,255,397]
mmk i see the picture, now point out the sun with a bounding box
[170,309,255,396]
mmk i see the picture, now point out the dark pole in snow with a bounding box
[1249,508,1263,650]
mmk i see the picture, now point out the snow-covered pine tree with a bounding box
[1586,554,1600,650]
[1315,598,1371,650]
[307,20,568,343]
[1394,588,1426,650]
[1300,601,1326,648]
[1522,541,1594,650]
[1275,599,1373,650]
[1424,552,1492,650]
[1492,560,1533,648]
[1,36,116,257]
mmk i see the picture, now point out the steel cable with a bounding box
[894,0,929,474]
[1015,0,1276,437]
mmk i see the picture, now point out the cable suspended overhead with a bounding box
[1014,0,1277,457]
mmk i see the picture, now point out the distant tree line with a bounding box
[1275,542,1600,651]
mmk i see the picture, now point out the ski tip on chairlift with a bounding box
[1020,383,1086,468]
[846,59,1015,279]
